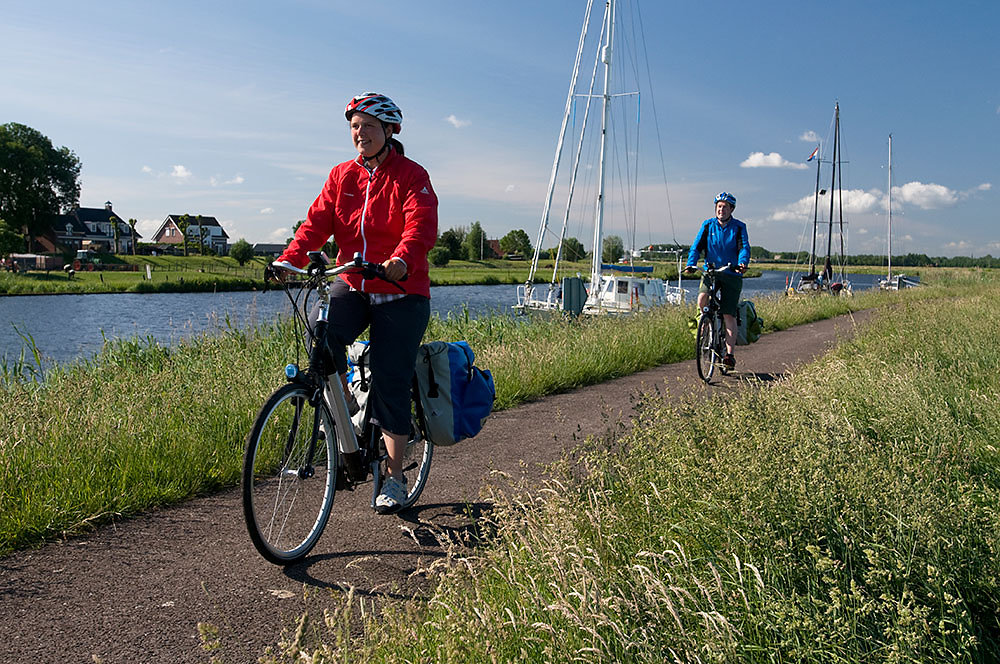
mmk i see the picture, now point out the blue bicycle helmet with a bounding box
[714,191,736,208]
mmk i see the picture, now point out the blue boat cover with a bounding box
[601,263,654,273]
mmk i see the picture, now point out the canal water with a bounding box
[1,271,880,369]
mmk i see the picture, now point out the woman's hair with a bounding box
[388,136,405,157]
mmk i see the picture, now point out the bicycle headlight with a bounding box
[284,363,299,380]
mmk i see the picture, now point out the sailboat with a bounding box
[514,0,686,316]
[793,102,852,296]
[879,134,919,291]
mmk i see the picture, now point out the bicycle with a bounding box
[242,251,433,565]
[691,263,738,383]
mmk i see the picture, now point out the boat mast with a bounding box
[887,133,893,281]
[809,145,821,276]
[524,0,595,301]
[823,102,839,281]
[590,0,615,297]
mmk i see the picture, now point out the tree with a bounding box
[0,219,22,257]
[196,215,208,255]
[602,235,624,263]
[462,222,492,261]
[127,218,137,256]
[436,227,466,260]
[0,122,81,251]
[499,229,532,258]
[176,214,191,257]
[556,236,586,262]
[109,215,121,254]
[230,238,254,266]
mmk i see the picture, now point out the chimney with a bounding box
[105,201,113,211]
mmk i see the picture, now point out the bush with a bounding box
[428,247,450,267]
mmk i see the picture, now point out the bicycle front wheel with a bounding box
[243,383,337,565]
[696,314,716,382]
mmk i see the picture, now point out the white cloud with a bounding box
[259,207,274,215]
[799,131,820,143]
[141,165,152,174]
[445,114,471,129]
[504,184,515,193]
[977,183,992,191]
[740,151,807,170]
[171,165,192,180]
[210,174,246,187]
[267,227,289,242]
[892,181,957,209]
[770,188,882,221]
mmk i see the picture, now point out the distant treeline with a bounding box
[640,243,1000,269]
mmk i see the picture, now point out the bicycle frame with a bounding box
[272,251,416,499]
[276,255,368,471]
[695,263,734,382]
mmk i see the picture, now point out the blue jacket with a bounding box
[686,217,750,269]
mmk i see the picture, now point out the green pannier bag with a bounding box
[735,300,763,345]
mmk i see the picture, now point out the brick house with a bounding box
[151,214,230,255]
[42,201,140,254]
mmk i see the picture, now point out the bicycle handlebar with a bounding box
[269,252,406,291]
[687,262,743,276]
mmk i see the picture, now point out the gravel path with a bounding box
[0,310,873,663]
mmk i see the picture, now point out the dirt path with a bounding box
[0,310,874,663]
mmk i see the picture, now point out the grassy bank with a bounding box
[275,275,1000,662]
[0,270,987,557]
[1,255,751,294]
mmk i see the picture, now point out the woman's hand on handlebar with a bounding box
[266,261,297,282]
[382,257,407,282]
[734,264,747,275]
[682,265,698,275]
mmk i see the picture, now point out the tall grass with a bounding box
[0,323,295,552]
[0,271,989,557]
[269,279,1000,662]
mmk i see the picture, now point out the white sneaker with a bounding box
[375,476,408,514]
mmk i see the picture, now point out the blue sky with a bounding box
[3,0,997,257]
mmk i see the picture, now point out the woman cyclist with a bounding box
[275,92,438,514]
[683,192,750,370]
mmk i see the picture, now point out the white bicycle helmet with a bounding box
[345,92,403,134]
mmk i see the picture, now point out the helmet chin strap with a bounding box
[362,129,393,168]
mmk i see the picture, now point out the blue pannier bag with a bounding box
[415,341,495,446]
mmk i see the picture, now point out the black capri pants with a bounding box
[323,279,430,436]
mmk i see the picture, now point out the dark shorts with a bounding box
[322,279,430,436]
[699,271,743,316]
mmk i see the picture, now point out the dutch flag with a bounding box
[806,146,819,162]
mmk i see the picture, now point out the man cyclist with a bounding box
[683,192,750,370]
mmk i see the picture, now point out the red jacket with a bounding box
[278,149,438,297]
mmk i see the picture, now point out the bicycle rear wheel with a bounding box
[243,383,337,565]
[696,314,717,382]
